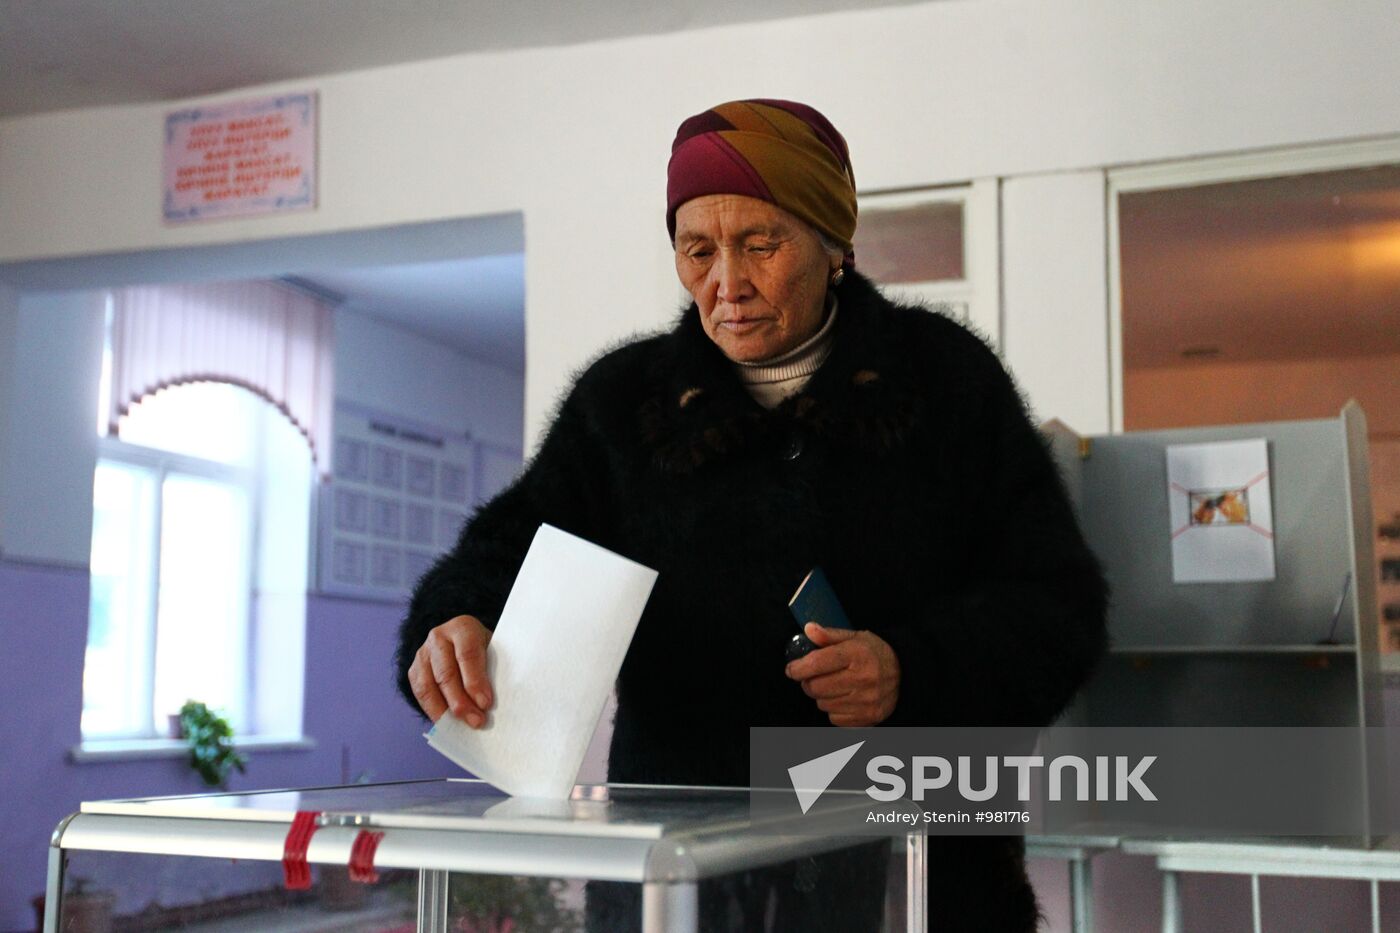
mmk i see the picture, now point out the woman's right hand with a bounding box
[407,615,494,727]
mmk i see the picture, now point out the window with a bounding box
[83,380,312,741]
[855,180,1002,348]
[82,279,330,744]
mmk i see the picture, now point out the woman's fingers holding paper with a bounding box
[408,643,449,722]
[412,615,493,727]
[449,618,494,711]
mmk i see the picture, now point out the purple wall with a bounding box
[0,556,453,932]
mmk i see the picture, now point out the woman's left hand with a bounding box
[785,623,900,726]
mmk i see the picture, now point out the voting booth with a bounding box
[44,779,925,933]
[1046,402,1387,844]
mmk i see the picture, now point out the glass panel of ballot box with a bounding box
[45,779,925,932]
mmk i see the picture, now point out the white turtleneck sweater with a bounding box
[732,299,838,409]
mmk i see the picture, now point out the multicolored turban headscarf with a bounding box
[666,99,858,265]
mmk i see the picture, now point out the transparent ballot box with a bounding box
[45,779,925,932]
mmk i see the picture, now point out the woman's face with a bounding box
[674,194,840,363]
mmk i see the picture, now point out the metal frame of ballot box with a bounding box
[45,778,927,933]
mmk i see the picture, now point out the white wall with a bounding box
[0,290,106,565]
[1002,171,1111,432]
[334,311,523,451]
[3,1,1399,443]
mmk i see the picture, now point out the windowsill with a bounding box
[70,735,317,764]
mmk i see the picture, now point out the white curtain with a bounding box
[108,281,335,478]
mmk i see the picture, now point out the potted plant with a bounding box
[177,700,247,788]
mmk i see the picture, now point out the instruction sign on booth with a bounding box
[163,92,317,223]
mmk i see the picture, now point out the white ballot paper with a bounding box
[425,524,657,799]
[1166,438,1276,583]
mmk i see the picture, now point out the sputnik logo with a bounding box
[787,741,865,814]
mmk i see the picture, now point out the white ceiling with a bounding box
[298,255,526,372]
[1120,165,1400,369]
[0,0,928,119]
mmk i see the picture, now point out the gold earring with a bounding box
[830,267,845,287]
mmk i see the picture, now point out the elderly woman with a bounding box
[396,99,1107,931]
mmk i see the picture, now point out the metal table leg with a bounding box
[1250,873,1261,933]
[907,834,926,932]
[42,846,64,933]
[44,813,82,933]
[417,869,450,933]
[1161,869,1182,933]
[1070,856,1094,933]
[642,881,699,933]
[1371,878,1380,933]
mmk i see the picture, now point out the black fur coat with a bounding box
[396,270,1108,930]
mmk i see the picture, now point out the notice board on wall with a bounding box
[163,92,317,223]
[318,403,482,602]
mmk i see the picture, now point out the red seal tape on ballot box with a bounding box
[348,830,385,884]
[281,810,321,890]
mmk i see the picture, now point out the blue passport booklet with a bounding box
[788,567,853,633]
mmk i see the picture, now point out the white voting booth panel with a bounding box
[1045,404,1385,846]
[1025,405,1394,931]
[46,779,925,933]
